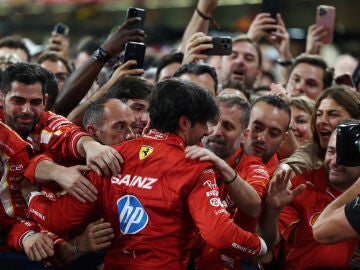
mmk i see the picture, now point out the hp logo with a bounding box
[117,195,148,234]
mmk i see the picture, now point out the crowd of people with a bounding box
[1,0,360,269]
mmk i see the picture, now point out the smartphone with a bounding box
[202,37,232,56]
[335,73,355,88]
[352,61,360,89]
[316,5,336,44]
[126,7,146,30]
[261,0,279,20]
[53,23,69,36]
[123,42,146,69]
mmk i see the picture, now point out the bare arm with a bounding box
[313,177,360,244]
[67,60,143,125]
[180,0,218,52]
[53,17,145,116]
[185,145,262,217]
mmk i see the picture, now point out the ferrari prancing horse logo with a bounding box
[139,145,154,160]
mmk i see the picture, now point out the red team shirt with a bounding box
[277,167,357,269]
[27,130,267,270]
[0,121,39,252]
[196,146,270,269]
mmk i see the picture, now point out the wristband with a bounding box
[73,236,83,256]
[224,169,238,185]
[196,7,220,30]
[92,47,111,63]
[22,230,36,246]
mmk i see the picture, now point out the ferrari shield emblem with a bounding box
[139,145,154,160]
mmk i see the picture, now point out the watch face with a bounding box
[93,48,109,63]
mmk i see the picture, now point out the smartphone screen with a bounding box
[126,7,146,30]
[316,5,336,44]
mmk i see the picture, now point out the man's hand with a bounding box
[76,218,115,254]
[48,33,71,61]
[182,32,212,64]
[83,140,124,176]
[110,60,144,81]
[23,232,54,262]
[269,83,291,104]
[185,145,227,171]
[52,164,97,203]
[101,17,146,57]
[305,24,327,55]
[265,14,292,61]
[267,168,305,210]
[247,13,277,42]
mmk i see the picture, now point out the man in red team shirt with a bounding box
[186,94,270,269]
[0,62,123,203]
[0,121,54,263]
[259,121,360,269]
[22,79,267,270]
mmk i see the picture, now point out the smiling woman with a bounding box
[280,85,360,176]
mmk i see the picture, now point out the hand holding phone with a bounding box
[261,0,279,32]
[126,7,146,31]
[123,42,146,69]
[202,37,232,56]
[315,5,336,44]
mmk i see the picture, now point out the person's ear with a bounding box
[43,93,48,106]
[86,125,99,139]
[241,128,250,144]
[178,115,191,132]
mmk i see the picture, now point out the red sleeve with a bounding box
[37,112,89,161]
[27,172,101,234]
[187,168,267,258]
[244,162,270,200]
[7,219,39,252]
[24,152,58,184]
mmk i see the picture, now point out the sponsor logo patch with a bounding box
[139,145,154,160]
[309,212,321,226]
[117,195,148,234]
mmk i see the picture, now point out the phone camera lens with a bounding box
[319,8,327,16]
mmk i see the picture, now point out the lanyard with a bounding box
[216,150,244,185]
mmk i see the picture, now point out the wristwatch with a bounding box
[92,47,110,63]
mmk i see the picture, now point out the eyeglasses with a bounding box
[54,72,69,82]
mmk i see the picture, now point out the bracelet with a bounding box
[73,236,82,256]
[224,170,238,185]
[196,7,220,30]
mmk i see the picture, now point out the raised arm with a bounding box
[180,0,218,52]
[53,17,145,116]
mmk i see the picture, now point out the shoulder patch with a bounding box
[139,145,154,160]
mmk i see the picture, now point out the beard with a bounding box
[4,112,37,139]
